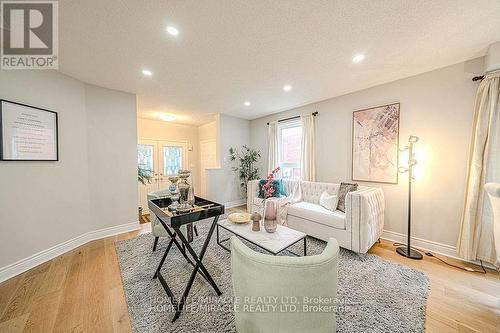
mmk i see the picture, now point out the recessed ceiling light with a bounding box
[283,84,292,92]
[352,53,365,63]
[159,114,176,122]
[166,26,179,36]
[142,69,153,76]
[244,101,251,107]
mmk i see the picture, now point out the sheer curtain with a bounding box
[300,114,316,181]
[268,121,279,174]
[457,71,500,265]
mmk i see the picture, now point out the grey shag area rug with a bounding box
[116,220,429,333]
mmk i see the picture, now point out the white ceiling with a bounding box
[58,0,500,125]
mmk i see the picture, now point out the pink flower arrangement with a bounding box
[262,166,280,199]
[262,166,280,221]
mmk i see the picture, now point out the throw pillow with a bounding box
[319,191,338,212]
[336,182,359,213]
[278,180,287,197]
[258,179,285,198]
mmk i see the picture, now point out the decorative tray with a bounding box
[148,196,225,228]
[228,213,251,224]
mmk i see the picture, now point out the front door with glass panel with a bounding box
[138,140,159,214]
[137,140,188,214]
[158,140,188,190]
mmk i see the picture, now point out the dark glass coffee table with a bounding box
[148,196,225,322]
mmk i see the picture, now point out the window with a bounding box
[137,144,154,171]
[278,120,302,179]
[163,146,183,176]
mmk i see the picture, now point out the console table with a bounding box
[148,196,225,322]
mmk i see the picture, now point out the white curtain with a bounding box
[457,72,500,265]
[300,114,316,181]
[268,121,279,175]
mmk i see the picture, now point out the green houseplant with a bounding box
[138,166,152,185]
[137,166,153,222]
[229,145,261,193]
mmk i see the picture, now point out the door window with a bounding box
[137,144,154,172]
[163,146,183,176]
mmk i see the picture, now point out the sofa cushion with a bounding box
[258,179,286,198]
[300,181,339,204]
[319,191,338,212]
[337,182,358,212]
[288,201,346,230]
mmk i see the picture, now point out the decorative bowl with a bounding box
[228,213,251,224]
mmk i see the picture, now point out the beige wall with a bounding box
[137,118,200,191]
[198,120,219,168]
[86,85,138,230]
[250,58,484,248]
[0,70,138,273]
[198,121,217,142]
[206,114,251,205]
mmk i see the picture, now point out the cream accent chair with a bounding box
[231,237,339,333]
[148,188,194,251]
[247,179,384,253]
[484,183,500,264]
[147,189,171,251]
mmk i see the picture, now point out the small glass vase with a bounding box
[178,170,191,204]
[187,185,195,207]
[263,199,277,233]
[177,170,191,211]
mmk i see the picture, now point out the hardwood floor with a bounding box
[0,207,499,333]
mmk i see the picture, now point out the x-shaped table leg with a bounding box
[153,222,210,283]
[152,216,222,323]
[171,216,222,322]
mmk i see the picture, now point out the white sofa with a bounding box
[247,179,385,253]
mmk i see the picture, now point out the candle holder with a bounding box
[167,176,180,211]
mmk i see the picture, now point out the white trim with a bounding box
[0,221,140,283]
[381,230,457,257]
[381,229,497,269]
[225,199,246,209]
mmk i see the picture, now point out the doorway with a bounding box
[137,139,188,214]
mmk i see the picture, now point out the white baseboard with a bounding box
[0,221,140,283]
[225,199,246,209]
[381,229,458,258]
[381,229,497,269]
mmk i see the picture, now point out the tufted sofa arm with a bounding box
[345,188,385,253]
[247,179,261,213]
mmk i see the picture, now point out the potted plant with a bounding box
[138,166,152,221]
[229,145,261,195]
[138,166,153,185]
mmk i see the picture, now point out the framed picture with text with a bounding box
[0,99,59,161]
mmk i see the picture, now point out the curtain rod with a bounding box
[266,112,318,125]
[472,68,500,82]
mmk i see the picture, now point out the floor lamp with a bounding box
[396,135,423,260]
